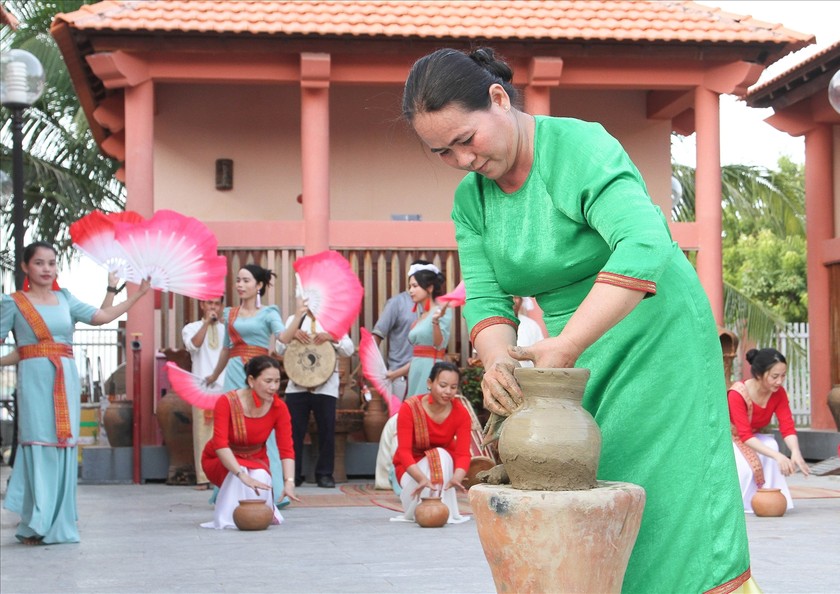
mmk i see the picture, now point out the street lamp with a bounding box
[1,49,45,289]
[829,69,840,115]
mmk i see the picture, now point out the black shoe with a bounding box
[316,475,335,488]
[294,477,304,487]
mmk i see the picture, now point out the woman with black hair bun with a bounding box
[403,260,453,397]
[728,347,810,513]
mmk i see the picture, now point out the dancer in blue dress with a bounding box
[1,242,150,544]
[206,264,296,506]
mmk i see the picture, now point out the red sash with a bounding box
[412,345,446,360]
[11,291,75,443]
[226,307,269,364]
[406,395,443,487]
[729,381,765,488]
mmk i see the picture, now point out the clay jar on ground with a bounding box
[498,368,600,491]
[233,499,274,530]
[751,488,787,517]
[415,496,449,528]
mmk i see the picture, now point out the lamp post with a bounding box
[1,49,45,290]
[829,69,840,115]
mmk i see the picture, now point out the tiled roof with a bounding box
[55,0,812,46]
[748,40,840,97]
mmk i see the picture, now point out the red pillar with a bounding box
[123,80,157,448]
[804,124,834,430]
[694,87,724,324]
[300,53,330,255]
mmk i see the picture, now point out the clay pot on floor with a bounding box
[362,390,388,442]
[156,391,195,485]
[103,400,133,447]
[498,367,600,490]
[233,499,274,530]
[752,488,787,517]
[415,496,449,528]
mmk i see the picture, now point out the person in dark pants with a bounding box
[278,307,354,488]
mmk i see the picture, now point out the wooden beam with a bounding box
[647,90,694,120]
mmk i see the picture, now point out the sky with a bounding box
[671,1,840,168]
[60,0,840,308]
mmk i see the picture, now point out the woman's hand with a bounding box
[790,451,811,477]
[445,476,467,494]
[238,471,271,493]
[282,482,302,503]
[509,335,582,369]
[432,302,449,323]
[411,477,436,500]
[481,355,523,416]
[108,270,120,288]
[137,277,152,296]
[294,329,311,344]
[205,372,219,385]
[774,453,796,476]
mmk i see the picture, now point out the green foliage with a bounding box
[671,157,807,327]
[1,0,124,264]
[460,366,485,411]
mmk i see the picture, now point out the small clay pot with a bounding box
[232,499,274,531]
[415,496,449,528]
[751,488,787,517]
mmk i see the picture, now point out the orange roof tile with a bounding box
[54,0,813,47]
[748,40,840,97]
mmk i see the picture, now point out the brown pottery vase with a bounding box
[232,499,274,531]
[156,391,195,485]
[415,496,449,528]
[362,390,389,442]
[751,488,787,517]
[498,367,600,490]
[103,400,133,447]
[827,385,840,431]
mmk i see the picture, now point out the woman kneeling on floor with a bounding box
[201,356,299,529]
[392,361,471,524]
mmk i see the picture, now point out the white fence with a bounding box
[766,322,810,427]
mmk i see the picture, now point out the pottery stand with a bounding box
[470,482,645,593]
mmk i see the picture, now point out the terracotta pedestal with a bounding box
[470,482,645,594]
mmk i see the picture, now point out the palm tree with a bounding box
[671,160,807,365]
[0,0,124,264]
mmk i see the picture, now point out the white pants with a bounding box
[375,414,399,490]
[200,468,283,529]
[393,448,469,524]
[733,434,794,513]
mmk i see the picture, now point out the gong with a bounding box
[283,339,337,389]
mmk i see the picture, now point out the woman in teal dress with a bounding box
[206,264,297,506]
[402,48,754,593]
[1,242,150,544]
[405,261,453,397]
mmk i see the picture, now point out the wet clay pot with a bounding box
[751,488,787,517]
[233,499,274,531]
[103,400,133,447]
[156,391,195,485]
[362,390,389,442]
[415,496,449,528]
[498,368,600,491]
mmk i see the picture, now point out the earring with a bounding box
[256,292,262,309]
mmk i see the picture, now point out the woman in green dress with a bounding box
[403,47,753,593]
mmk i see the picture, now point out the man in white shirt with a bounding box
[181,297,226,489]
[278,312,354,489]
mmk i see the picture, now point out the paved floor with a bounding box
[1,463,838,594]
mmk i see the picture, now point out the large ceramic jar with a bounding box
[156,391,195,485]
[827,385,840,431]
[498,368,600,491]
[103,400,133,447]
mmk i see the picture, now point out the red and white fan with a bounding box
[293,250,364,340]
[359,328,402,417]
[438,281,466,307]
[114,209,227,300]
[164,362,227,410]
[69,210,146,282]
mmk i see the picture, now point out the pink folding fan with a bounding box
[164,362,227,410]
[293,250,364,340]
[438,281,466,307]
[359,328,402,417]
[69,210,145,282]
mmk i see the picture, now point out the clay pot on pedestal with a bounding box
[498,368,600,490]
[362,390,389,442]
[156,391,196,485]
[233,499,274,531]
[103,400,133,447]
[828,385,840,431]
[752,488,787,517]
[415,496,449,528]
